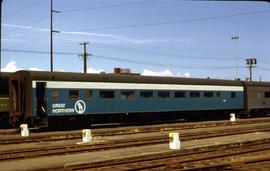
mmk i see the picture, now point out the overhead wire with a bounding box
[1,28,248,62]
[4,0,44,17]
[257,67,270,71]
[5,3,266,61]
[2,49,78,55]
[4,15,49,34]
[93,54,242,70]
[91,41,244,60]
[61,0,157,13]
[2,48,245,70]
[3,30,264,62]
[188,0,270,2]
[2,34,252,63]
[4,35,50,49]
[71,9,270,31]
[92,42,270,64]
[2,1,269,72]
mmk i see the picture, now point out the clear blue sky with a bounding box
[1,0,270,81]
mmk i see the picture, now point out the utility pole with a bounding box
[79,42,91,73]
[50,0,60,72]
[245,58,257,82]
[0,0,3,97]
[231,35,239,80]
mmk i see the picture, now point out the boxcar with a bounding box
[244,81,270,116]
[9,70,245,127]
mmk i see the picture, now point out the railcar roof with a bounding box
[244,81,270,87]
[0,72,12,79]
[9,70,248,86]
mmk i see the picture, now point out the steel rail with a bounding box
[1,125,270,161]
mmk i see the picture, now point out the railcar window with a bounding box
[51,89,59,99]
[0,79,8,96]
[231,92,236,98]
[140,91,153,99]
[100,91,115,99]
[190,91,200,98]
[158,91,170,99]
[264,92,270,98]
[174,91,185,98]
[69,90,79,99]
[204,91,214,98]
[85,90,93,99]
[121,91,135,100]
[257,92,262,99]
[216,92,221,97]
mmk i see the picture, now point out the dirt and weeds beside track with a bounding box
[64,138,270,171]
[1,117,270,143]
[1,118,270,170]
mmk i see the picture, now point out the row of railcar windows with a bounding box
[264,92,270,98]
[50,89,241,100]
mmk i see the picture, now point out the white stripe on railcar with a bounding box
[32,81,243,91]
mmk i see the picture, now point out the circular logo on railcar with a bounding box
[74,100,86,114]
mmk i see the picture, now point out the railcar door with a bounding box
[36,82,48,127]
[10,79,26,126]
[11,80,20,116]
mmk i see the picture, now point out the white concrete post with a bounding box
[20,124,29,137]
[230,113,236,122]
[82,129,92,143]
[169,132,180,150]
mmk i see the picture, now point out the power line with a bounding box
[5,35,49,49]
[189,0,270,3]
[257,67,270,71]
[1,48,243,70]
[4,34,268,64]
[94,54,245,70]
[1,31,248,61]
[91,42,270,66]
[3,33,269,64]
[72,9,270,31]
[259,59,270,64]
[61,0,157,13]
[2,48,78,55]
[4,15,49,34]
[4,0,43,17]
[91,41,244,61]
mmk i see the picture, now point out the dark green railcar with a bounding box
[0,72,11,128]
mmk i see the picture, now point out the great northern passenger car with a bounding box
[9,70,247,127]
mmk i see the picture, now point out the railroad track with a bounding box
[64,138,270,171]
[1,117,270,137]
[0,123,270,162]
[1,117,270,145]
[0,129,19,135]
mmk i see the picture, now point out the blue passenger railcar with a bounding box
[9,70,244,127]
[41,81,244,115]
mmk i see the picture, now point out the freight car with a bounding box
[0,72,11,128]
[8,70,270,128]
[244,81,270,115]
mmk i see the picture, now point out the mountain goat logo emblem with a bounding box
[74,100,86,114]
